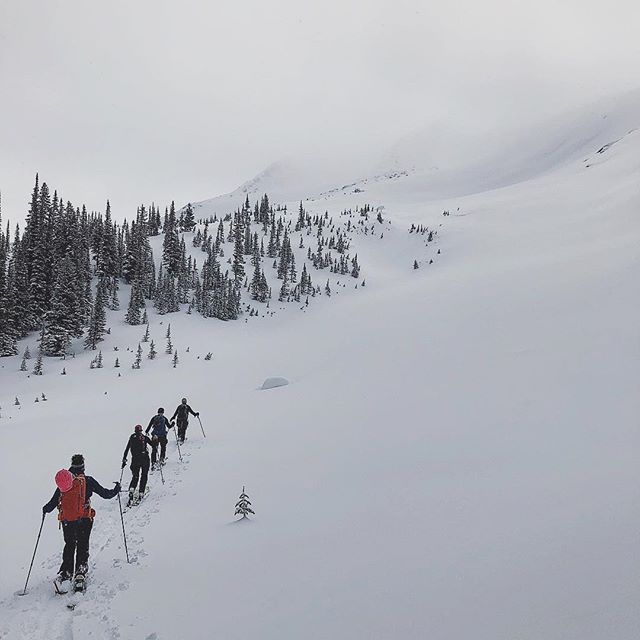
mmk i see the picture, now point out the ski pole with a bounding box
[197,415,206,438]
[172,424,183,462]
[116,490,130,564]
[159,461,165,485]
[20,513,45,596]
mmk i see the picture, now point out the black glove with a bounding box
[169,421,175,428]
[114,482,121,492]
[42,506,47,515]
[121,459,127,469]
[196,412,200,417]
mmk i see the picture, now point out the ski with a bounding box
[73,571,86,594]
[53,578,70,595]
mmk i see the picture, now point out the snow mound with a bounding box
[260,377,289,390]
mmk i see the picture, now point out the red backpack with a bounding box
[58,475,95,522]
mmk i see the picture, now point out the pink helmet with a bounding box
[55,469,74,493]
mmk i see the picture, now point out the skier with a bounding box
[43,454,120,593]
[122,424,153,505]
[145,407,172,468]
[170,397,199,443]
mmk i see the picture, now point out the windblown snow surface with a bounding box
[1,95,639,640]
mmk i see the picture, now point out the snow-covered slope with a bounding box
[1,93,639,640]
[190,89,640,216]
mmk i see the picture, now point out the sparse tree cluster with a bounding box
[0,179,370,362]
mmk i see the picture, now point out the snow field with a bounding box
[0,96,639,639]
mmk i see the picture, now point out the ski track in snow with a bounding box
[0,440,202,640]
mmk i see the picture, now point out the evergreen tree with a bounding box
[84,281,107,349]
[182,203,196,232]
[20,354,27,371]
[125,281,144,325]
[148,340,157,359]
[165,324,173,354]
[32,349,44,375]
[40,255,78,356]
[232,213,245,283]
[172,350,179,368]
[142,324,150,342]
[132,343,143,369]
[234,486,255,519]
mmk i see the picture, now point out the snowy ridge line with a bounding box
[0,438,203,640]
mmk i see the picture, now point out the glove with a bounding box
[42,505,47,515]
[121,459,127,469]
[114,482,121,492]
[169,421,175,428]
[196,412,200,417]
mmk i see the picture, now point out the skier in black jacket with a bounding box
[122,425,153,503]
[145,408,172,467]
[170,398,199,443]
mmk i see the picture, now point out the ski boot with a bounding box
[54,571,71,594]
[73,566,87,593]
[127,488,135,507]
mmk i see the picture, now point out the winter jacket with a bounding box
[171,404,197,423]
[146,414,172,437]
[123,433,153,461]
[43,473,119,515]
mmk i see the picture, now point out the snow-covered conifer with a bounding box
[132,343,142,369]
[234,486,255,519]
[32,349,43,375]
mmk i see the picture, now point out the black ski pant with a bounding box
[151,436,167,464]
[129,454,150,493]
[177,418,188,442]
[59,518,93,576]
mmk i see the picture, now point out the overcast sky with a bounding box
[1,0,638,223]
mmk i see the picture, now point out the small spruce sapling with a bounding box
[165,324,173,354]
[148,340,157,360]
[32,351,44,376]
[234,486,255,519]
[20,355,27,372]
[132,343,143,369]
[172,350,179,368]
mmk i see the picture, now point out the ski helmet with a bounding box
[55,469,74,493]
[181,398,187,404]
[134,424,143,433]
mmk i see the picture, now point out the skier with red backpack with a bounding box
[122,425,153,505]
[42,454,120,594]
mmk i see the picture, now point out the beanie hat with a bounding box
[134,424,143,432]
[158,408,164,414]
[70,453,85,474]
[55,469,74,493]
